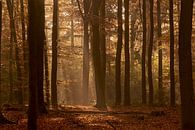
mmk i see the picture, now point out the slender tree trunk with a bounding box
[157,0,163,105]
[51,0,58,107]
[20,0,28,85]
[130,11,136,88]
[148,0,154,105]
[82,0,90,105]
[71,0,74,49]
[179,0,195,129]
[124,0,130,106]
[0,0,2,105]
[169,0,175,106]
[44,35,50,106]
[100,0,106,105]
[142,0,147,104]
[115,0,122,106]
[6,0,14,103]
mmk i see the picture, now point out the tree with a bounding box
[83,0,90,105]
[28,0,45,128]
[130,9,136,90]
[51,0,59,107]
[0,0,1,105]
[44,35,50,106]
[20,0,28,87]
[6,0,22,104]
[142,0,147,104]
[169,0,175,106]
[124,0,130,106]
[100,0,106,106]
[115,0,123,106]
[157,0,163,105]
[0,3,15,123]
[179,0,195,129]
[148,0,154,105]
[91,0,106,108]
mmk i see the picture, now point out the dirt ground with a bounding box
[0,106,181,130]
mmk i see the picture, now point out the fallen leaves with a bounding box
[0,106,181,130]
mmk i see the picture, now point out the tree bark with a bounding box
[124,0,130,106]
[51,0,59,107]
[115,0,122,106]
[92,0,106,108]
[148,0,154,105]
[0,0,2,105]
[142,0,147,104]
[20,0,28,86]
[27,0,46,128]
[157,0,163,105]
[44,34,50,106]
[169,0,175,106]
[179,0,195,129]
[82,0,90,105]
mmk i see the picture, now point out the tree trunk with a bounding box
[148,0,154,105]
[141,0,147,104]
[71,0,74,49]
[82,0,90,105]
[100,0,106,105]
[51,0,58,107]
[169,0,175,106]
[92,0,106,108]
[6,0,23,104]
[124,0,130,106]
[0,0,2,105]
[130,11,136,89]
[179,0,195,129]
[20,0,28,86]
[44,34,50,106]
[115,0,122,106]
[157,0,163,105]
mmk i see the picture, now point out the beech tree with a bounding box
[179,0,195,129]
[148,0,154,105]
[115,0,122,106]
[124,0,130,106]
[51,0,59,107]
[28,0,45,128]
[142,0,147,104]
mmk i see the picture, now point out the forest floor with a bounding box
[0,105,181,130]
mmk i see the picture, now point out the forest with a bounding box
[0,0,194,129]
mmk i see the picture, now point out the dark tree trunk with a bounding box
[92,0,106,108]
[148,0,154,105]
[130,11,136,88]
[27,0,46,128]
[100,0,106,106]
[142,0,147,104]
[82,0,90,105]
[124,0,130,106]
[51,0,58,107]
[44,35,50,106]
[71,0,74,49]
[179,0,195,129]
[115,0,122,106]
[169,0,175,106]
[0,0,2,105]
[157,0,163,105]
[20,0,28,86]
